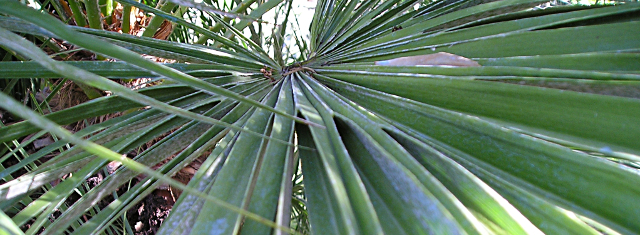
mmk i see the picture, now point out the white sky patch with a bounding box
[260,0,316,63]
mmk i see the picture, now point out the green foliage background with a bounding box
[1,0,640,234]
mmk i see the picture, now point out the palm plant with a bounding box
[1,0,640,234]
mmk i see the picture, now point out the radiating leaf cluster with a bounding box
[1,0,640,234]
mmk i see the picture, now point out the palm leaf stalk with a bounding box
[142,0,178,38]
[1,0,640,234]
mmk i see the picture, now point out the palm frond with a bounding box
[1,0,639,234]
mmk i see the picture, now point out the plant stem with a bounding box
[142,0,176,38]
[99,0,114,25]
[67,0,87,27]
[122,5,133,34]
[194,0,258,44]
[84,0,103,30]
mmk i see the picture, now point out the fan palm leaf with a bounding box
[1,0,639,234]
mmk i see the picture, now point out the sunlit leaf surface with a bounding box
[1,0,639,234]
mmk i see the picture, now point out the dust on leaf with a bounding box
[375,52,480,67]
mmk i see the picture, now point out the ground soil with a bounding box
[126,191,173,235]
